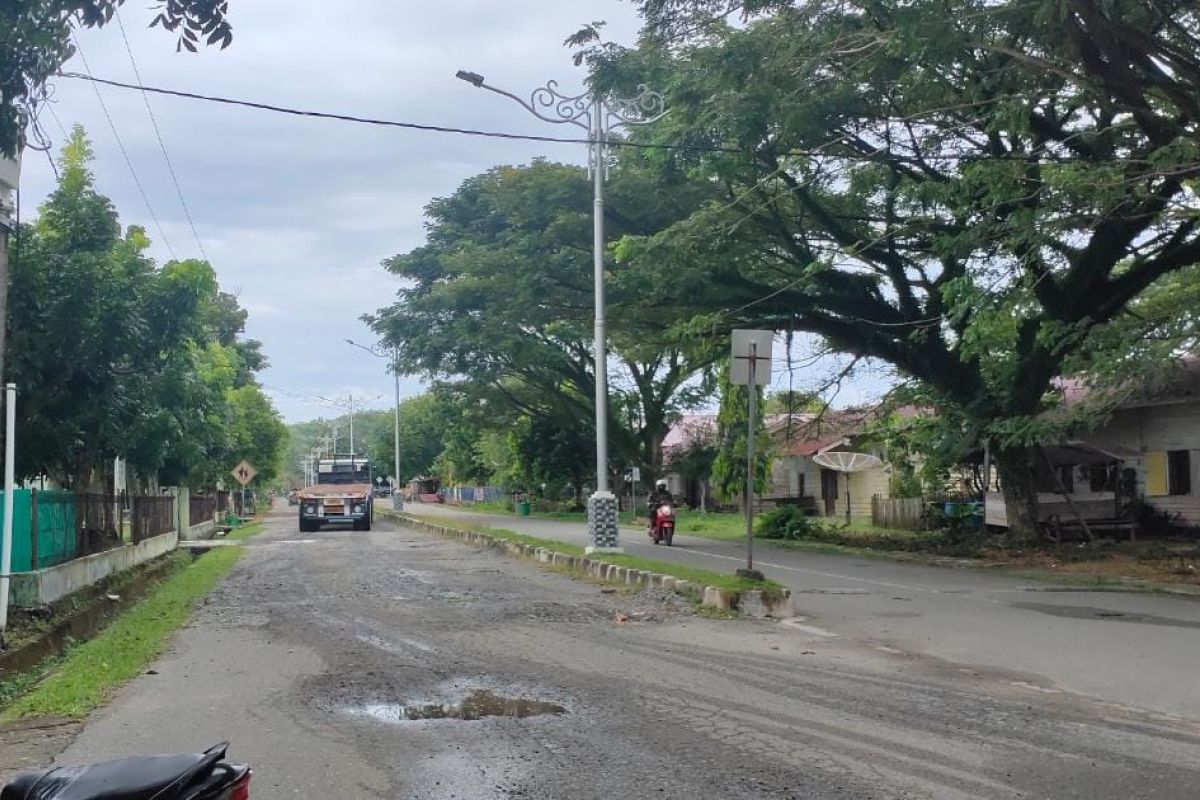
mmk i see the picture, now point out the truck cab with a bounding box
[298,454,374,532]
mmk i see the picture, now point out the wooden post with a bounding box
[29,488,38,570]
[1039,446,1094,542]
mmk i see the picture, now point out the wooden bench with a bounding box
[1046,515,1137,542]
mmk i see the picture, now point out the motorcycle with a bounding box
[650,502,676,546]
[2,742,251,800]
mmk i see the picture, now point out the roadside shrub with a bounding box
[1125,499,1198,540]
[756,505,817,540]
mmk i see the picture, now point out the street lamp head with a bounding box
[456,70,485,87]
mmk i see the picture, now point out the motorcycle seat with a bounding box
[2,743,229,800]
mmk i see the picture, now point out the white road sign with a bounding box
[730,329,773,386]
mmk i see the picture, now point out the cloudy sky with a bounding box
[20,0,890,423]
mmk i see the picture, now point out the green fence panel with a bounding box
[3,489,34,572]
[2,489,78,572]
[34,490,78,569]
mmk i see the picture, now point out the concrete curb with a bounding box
[379,509,793,619]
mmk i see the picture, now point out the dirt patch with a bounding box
[983,550,1200,588]
[0,716,81,784]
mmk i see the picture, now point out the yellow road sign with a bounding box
[231,459,257,486]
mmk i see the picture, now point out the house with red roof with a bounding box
[661,408,897,519]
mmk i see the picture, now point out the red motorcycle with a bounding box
[650,502,676,546]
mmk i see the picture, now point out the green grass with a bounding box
[485,528,586,556]
[672,510,746,540]
[2,546,243,719]
[596,552,783,595]
[0,653,66,710]
[460,499,638,524]
[404,512,783,598]
[457,501,915,544]
[224,521,264,541]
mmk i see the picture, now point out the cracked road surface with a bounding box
[42,508,1200,798]
[409,503,1200,719]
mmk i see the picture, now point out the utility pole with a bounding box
[455,69,667,553]
[0,150,20,389]
[346,339,404,510]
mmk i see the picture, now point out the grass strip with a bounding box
[225,521,265,541]
[2,546,243,719]
[391,511,783,598]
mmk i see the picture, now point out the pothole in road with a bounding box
[354,690,565,723]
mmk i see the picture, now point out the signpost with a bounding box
[231,459,257,519]
[730,330,773,578]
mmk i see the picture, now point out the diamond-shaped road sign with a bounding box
[231,459,257,486]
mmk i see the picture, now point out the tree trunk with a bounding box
[994,446,1042,545]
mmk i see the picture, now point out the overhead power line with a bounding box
[53,72,956,161]
[113,10,208,261]
[57,71,1187,169]
[66,44,176,259]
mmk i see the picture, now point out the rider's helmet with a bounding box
[655,479,668,491]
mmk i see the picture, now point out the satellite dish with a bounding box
[812,451,882,473]
[811,451,883,523]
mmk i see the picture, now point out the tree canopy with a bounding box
[370,158,722,484]
[8,126,284,489]
[575,0,1200,537]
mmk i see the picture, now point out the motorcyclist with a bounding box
[648,479,674,533]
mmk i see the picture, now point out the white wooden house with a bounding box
[986,359,1200,529]
[1078,367,1200,525]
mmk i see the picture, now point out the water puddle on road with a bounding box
[355,690,565,723]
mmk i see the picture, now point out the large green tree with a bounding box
[363,395,448,485]
[580,0,1200,539]
[8,127,279,488]
[370,158,720,485]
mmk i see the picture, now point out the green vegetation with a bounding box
[2,3,233,158]
[598,553,783,597]
[10,127,285,491]
[568,0,1200,542]
[365,159,723,495]
[225,521,265,541]
[468,526,584,557]
[401,513,782,598]
[2,553,182,652]
[2,547,243,719]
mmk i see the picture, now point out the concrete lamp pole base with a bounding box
[585,492,622,554]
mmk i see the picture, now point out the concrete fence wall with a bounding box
[9,530,180,607]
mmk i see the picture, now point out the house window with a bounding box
[1034,462,1074,493]
[1088,464,1116,493]
[1168,450,1192,496]
[1059,465,1075,494]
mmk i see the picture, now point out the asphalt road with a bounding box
[407,503,1200,721]
[38,506,1200,798]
